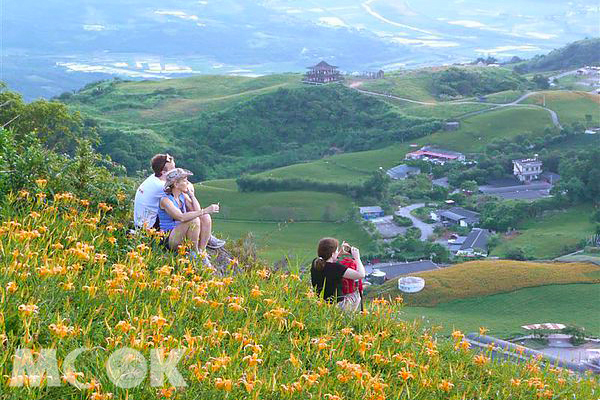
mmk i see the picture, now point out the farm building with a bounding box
[405,146,465,164]
[444,121,460,131]
[359,206,384,220]
[386,164,421,180]
[303,61,342,84]
[513,157,542,183]
[430,206,480,227]
[455,228,491,257]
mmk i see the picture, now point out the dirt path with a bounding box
[350,86,563,129]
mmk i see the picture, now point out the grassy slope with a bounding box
[523,91,600,126]
[399,283,600,338]
[400,103,490,119]
[70,74,302,125]
[349,70,437,102]
[258,143,413,182]
[491,204,596,259]
[368,260,600,306]
[419,107,554,152]
[197,179,374,262]
[1,190,591,399]
[215,220,374,264]
[251,105,555,182]
[197,179,354,221]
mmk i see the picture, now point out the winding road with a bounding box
[395,203,434,241]
[350,87,563,129]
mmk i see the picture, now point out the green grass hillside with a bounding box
[198,179,354,222]
[69,83,439,178]
[368,260,600,306]
[368,260,600,338]
[1,184,593,399]
[400,102,490,119]
[523,91,600,126]
[67,74,302,124]
[248,104,556,183]
[348,69,437,102]
[421,106,555,152]
[400,283,600,338]
[349,66,528,103]
[196,179,375,262]
[514,37,600,73]
[491,204,596,259]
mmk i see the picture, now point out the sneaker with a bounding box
[207,235,226,250]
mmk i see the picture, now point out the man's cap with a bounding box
[164,168,193,190]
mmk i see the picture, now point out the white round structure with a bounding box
[397,276,425,293]
[370,269,387,285]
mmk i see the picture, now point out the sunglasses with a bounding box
[160,154,174,170]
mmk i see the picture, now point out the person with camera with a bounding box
[310,237,365,312]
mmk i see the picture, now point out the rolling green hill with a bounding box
[67,82,439,178]
[368,260,600,306]
[368,260,600,337]
[513,37,600,73]
[523,91,600,126]
[64,74,303,124]
[349,66,529,102]
[195,179,375,263]
[420,106,555,153]
[400,283,600,338]
[491,204,596,260]
[348,69,437,102]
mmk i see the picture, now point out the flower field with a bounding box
[368,260,600,306]
[0,185,597,399]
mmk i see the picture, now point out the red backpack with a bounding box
[339,257,363,294]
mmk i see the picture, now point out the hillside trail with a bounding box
[348,86,565,129]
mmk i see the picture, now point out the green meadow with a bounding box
[523,91,600,126]
[196,179,375,262]
[399,283,600,339]
[400,102,491,119]
[350,70,437,102]
[491,204,596,260]
[213,220,374,263]
[70,73,302,124]
[197,179,355,222]
[420,106,555,152]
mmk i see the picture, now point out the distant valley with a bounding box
[3,0,599,99]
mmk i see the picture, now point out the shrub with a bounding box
[504,247,527,261]
[0,128,129,206]
[393,214,412,227]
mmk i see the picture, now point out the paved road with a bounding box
[370,215,406,239]
[351,87,563,129]
[395,203,434,241]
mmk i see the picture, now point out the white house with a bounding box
[513,157,542,183]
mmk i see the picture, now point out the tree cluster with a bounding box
[430,67,528,98]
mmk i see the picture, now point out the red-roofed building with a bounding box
[405,146,465,164]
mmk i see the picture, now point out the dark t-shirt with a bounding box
[310,259,348,303]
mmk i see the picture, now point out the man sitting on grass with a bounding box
[133,153,225,249]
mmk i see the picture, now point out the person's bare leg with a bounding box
[186,217,201,252]
[199,214,212,250]
[168,218,201,252]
